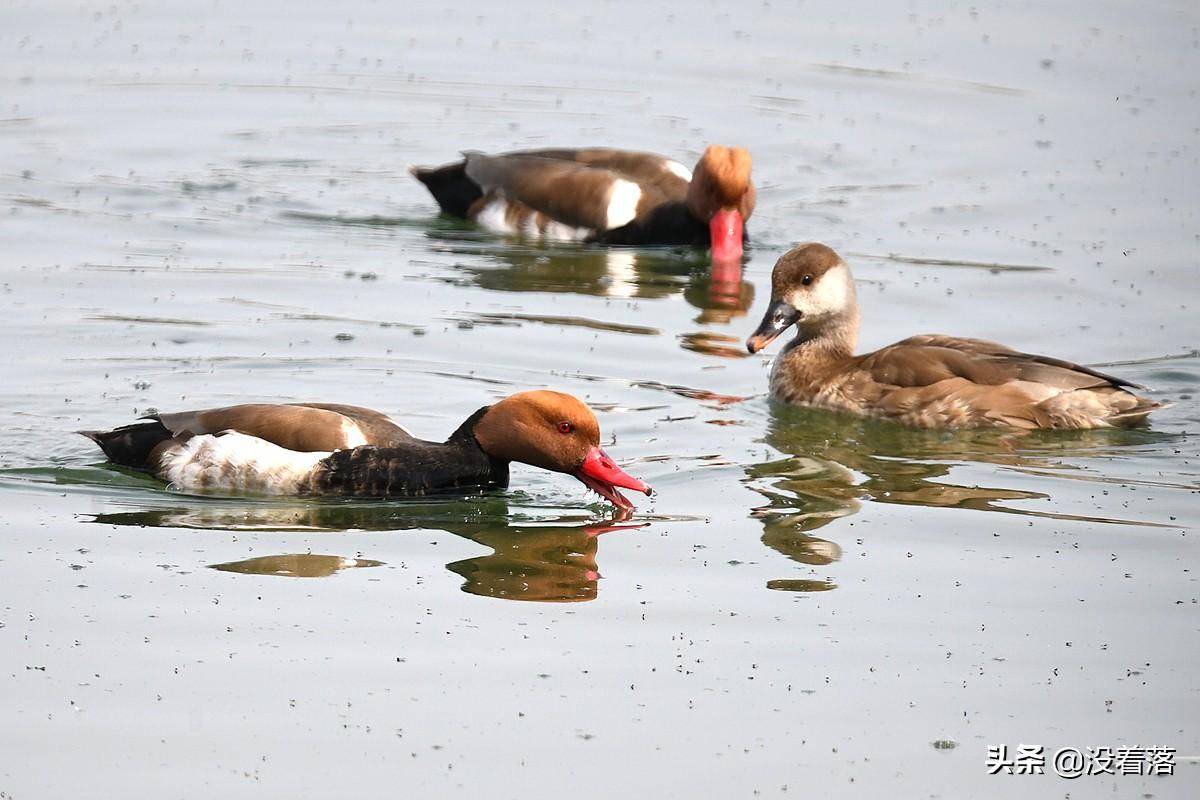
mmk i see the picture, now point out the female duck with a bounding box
[81,391,652,512]
[411,145,755,261]
[746,243,1164,429]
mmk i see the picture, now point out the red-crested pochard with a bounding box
[746,243,1166,429]
[410,145,756,261]
[81,391,652,512]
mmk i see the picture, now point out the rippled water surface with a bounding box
[2,1,1198,796]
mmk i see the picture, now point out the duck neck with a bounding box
[441,406,512,484]
[306,408,510,497]
[785,308,859,363]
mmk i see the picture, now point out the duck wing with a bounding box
[513,148,692,192]
[463,151,682,231]
[844,335,1161,429]
[859,335,1141,391]
[294,403,416,442]
[154,403,413,452]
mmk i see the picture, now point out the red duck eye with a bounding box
[557,421,574,434]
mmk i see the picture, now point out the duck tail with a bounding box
[78,419,174,469]
[409,159,482,219]
[1108,398,1171,428]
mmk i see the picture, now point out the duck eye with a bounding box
[557,421,574,434]
[801,274,813,286]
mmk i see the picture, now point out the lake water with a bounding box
[1,0,1197,796]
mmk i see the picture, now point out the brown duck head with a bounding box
[474,390,652,513]
[747,243,858,353]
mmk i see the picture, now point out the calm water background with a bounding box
[1,0,1197,796]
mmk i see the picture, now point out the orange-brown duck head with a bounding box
[474,390,652,513]
[686,145,756,264]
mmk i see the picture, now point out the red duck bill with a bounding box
[575,446,652,512]
[709,208,744,263]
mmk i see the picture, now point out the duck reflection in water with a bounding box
[748,405,1169,593]
[685,259,755,325]
[210,553,384,578]
[427,233,754,338]
[287,211,755,333]
[86,497,643,603]
[445,518,642,603]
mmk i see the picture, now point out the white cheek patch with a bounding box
[788,264,851,318]
[158,432,331,495]
[605,179,642,230]
[664,160,693,182]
